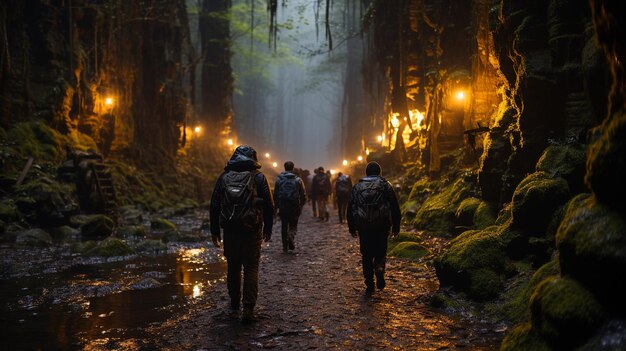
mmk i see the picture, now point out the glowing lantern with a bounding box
[365,148,370,156]
[272,162,278,168]
[265,153,270,158]
[342,160,348,166]
[194,126,202,133]
[377,135,383,142]
[330,169,336,175]
[357,155,363,161]
[104,97,114,106]
[227,139,233,146]
[391,113,400,128]
[456,91,465,100]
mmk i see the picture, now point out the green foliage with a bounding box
[500,322,552,351]
[474,201,497,229]
[454,197,481,227]
[536,145,586,193]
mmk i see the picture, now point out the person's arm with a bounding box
[257,173,274,241]
[387,182,401,236]
[209,173,224,247]
[273,179,280,217]
[347,187,357,237]
[299,178,307,208]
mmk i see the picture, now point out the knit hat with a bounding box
[365,161,381,176]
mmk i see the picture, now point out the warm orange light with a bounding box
[366,148,370,156]
[194,126,202,133]
[456,91,465,100]
[377,135,383,142]
[342,160,348,166]
[330,169,336,175]
[265,153,270,158]
[390,113,400,128]
[227,139,233,146]
[357,155,363,161]
[272,162,278,168]
[104,97,114,106]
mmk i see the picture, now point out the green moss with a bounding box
[0,202,19,221]
[500,322,552,351]
[135,239,167,253]
[14,179,78,226]
[117,225,146,238]
[71,240,98,254]
[6,121,65,164]
[51,225,80,240]
[81,215,115,238]
[429,291,464,310]
[414,179,472,234]
[474,201,497,229]
[455,197,481,227]
[388,242,428,259]
[150,218,177,231]
[511,172,570,234]
[536,145,586,194]
[556,194,626,308]
[84,237,134,257]
[387,231,421,252]
[15,228,53,247]
[434,228,507,300]
[530,276,604,346]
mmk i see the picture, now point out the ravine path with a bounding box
[149,207,504,350]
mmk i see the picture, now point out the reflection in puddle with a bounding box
[0,244,227,350]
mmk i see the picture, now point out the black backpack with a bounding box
[314,174,330,195]
[278,176,301,213]
[219,171,261,230]
[335,175,351,196]
[352,177,390,229]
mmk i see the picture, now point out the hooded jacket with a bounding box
[210,146,274,237]
[273,171,307,213]
[346,175,401,235]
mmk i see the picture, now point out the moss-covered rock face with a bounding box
[556,195,626,309]
[81,215,115,238]
[500,322,552,351]
[388,241,428,259]
[414,179,472,234]
[84,237,134,257]
[434,228,507,300]
[150,218,177,231]
[511,172,570,234]
[454,197,481,227]
[0,201,19,222]
[135,239,168,253]
[585,110,626,209]
[51,225,80,240]
[536,145,586,194]
[473,201,497,229]
[119,205,144,226]
[14,179,79,227]
[15,228,53,247]
[530,276,604,347]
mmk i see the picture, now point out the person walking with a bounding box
[311,166,331,221]
[309,168,318,218]
[347,162,401,295]
[334,172,353,224]
[274,161,307,252]
[210,145,274,322]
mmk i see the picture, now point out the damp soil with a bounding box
[0,207,505,350]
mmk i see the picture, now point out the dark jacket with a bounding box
[346,175,401,235]
[335,175,353,199]
[273,171,307,213]
[210,147,274,237]
[312,173,331,198]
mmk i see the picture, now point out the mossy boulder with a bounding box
[14,179,79,227]
[473,201,497,229]
[15,228,53,247]
[117,225,146,238]
[388,242,428,259]
[81,215,115,238]
[500,322,552,351]
[0,202,19,222]
[71,240,98,254]
[414,179,472,234]
[585,110,626,209]
[50,225,80,240]
[454,197,481,227]
[536,145,586,194]
[119,205,144,226]
[556,194,626,309]
[434,228,507,300]
[511,172,570,235]
[84,237,134,257]
[530,276,604,347]
[135,239,168,253]
[150,218,177,231]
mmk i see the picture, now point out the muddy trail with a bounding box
[149,207,504,350]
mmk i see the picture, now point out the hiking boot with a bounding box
[375,268,386,290]
[288,240,295,250]
[229,301,240,312]
[365,284,375,296]
[241,305,255,324]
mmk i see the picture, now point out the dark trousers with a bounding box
[337,195,349,223]
[223,229,262,307]
[358,229,389,287]
[280,213,299,248]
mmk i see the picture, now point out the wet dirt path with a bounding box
[150,207,503,350]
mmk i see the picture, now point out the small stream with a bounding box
[0,214,225,350]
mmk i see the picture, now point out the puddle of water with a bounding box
[0,246,226,349]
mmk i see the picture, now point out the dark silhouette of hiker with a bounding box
[274,161,307,252]
[311,166,331,221]
[210,145,274,322]
[347,161,401,295]
[335,172,353,224]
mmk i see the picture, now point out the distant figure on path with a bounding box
[309,168,319,218]
[347,162,401,295]
[274,161,307,252]
[210,145,274,322]
[312,166,331,221]
[334,172,353,224]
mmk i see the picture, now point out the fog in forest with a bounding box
[231,0,348,171]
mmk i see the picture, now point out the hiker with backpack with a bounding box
[273,161,307,252]
[334,172,353,224]
[347,162,401,295]
[209,145,274,322]
[311,166,331,221]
